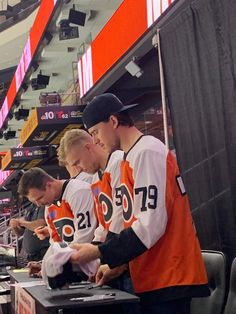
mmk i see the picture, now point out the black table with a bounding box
[8,270,139,314]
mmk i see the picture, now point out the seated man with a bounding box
[9,202,49,263]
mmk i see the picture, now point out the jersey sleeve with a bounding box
[131,148,168,248]
[99,148,168,268]
[69,188,97,243]
[93,224,108,243]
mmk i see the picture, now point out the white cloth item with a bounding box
[42,243,99,285]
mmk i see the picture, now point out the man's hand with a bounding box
[18,217,27,227]
[9,218,24,236]
[27,261,42,277]
[69,243,101,264]
[34,226,49,240]
[9,218,20,229]
[95,264,128,286]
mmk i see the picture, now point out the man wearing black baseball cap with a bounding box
[71,93,209,314]
[83,93,137,130]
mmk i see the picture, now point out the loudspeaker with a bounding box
[31,78,46,91]
[3,130,16,140]
[14,109,29,121]
[59,26,79,41]
[59,19,70,29]
[37,74,50,86]
[69,9,86,26]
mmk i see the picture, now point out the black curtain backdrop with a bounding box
[160,0,236,261]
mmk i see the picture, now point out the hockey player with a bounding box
[70,93,209,314]
[62,129,140,314]
[61,129,124,240]
[57,135,93,182]
[33,139,92,242]
[18,167,97,244]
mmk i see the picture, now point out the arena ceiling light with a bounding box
[31,71,50,90]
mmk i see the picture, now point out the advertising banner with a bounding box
[1,146,49,170]
[20,105,83,146]
[16,287,36,314]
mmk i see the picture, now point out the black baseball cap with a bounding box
[82,93,138,129]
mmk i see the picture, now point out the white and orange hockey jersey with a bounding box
[91,150,124,242]
[99,135,209,301]
[45,179,97,244]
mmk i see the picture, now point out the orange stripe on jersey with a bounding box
[91,180,106,228]
[120,160,137,228]
[91,172,115,231]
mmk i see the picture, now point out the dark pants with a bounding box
[27,246,49,262]
[108,273,140,314]
[140,297,191,314]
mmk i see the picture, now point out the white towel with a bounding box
[41,242,99,285]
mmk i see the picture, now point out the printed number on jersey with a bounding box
[116,184,158,222]
[135,185,158,211]
[76,211,92,230]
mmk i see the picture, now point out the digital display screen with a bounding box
[0,170,12,185]
[0,98,8,129]
[0,0,58,129]
[15,38,32,92]
[12,146,48,159]
[78,0,175,97]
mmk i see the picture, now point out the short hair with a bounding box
[113,111,134,127]
[101,112,134,127]
[18,167,53,197]
[57,137,66,167]
[61,129,92,155]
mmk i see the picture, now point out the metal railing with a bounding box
[0,211,22,245]
[0,215,6,226]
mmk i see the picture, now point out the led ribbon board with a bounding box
[78,0,176,97]
[1,146,50,170]
[0,0,60,130]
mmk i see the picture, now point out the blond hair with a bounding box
[59,129,92,159]
[57,137,66,167]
